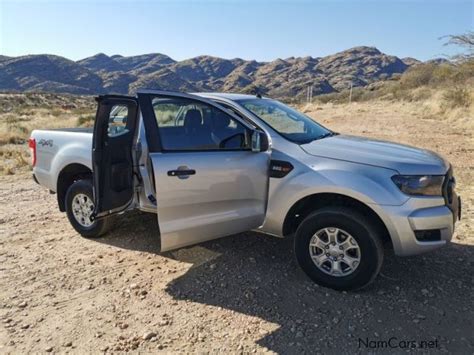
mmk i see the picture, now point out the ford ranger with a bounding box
[29,90,461,290]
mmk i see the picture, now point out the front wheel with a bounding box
[294,206,384,291]
[65,179,111,238]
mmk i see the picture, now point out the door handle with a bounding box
[167,169,196,177]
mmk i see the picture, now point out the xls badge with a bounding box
[38,139,53,147]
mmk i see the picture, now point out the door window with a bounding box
[107,105,129,137]
[152,97,250,151]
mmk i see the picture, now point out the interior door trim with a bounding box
[91,95,138,219]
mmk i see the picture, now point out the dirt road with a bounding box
[1,101,473,353]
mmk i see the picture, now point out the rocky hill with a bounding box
[0,47,414,99]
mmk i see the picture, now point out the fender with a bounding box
[51,143,92,191]
[261,160,409,237]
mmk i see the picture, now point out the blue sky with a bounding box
[0,0,472,61]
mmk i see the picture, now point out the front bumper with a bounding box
[375,165,461,257]
[376,193,460,257]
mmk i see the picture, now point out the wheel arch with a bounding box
[57,163,92,212]
[282,193,392,246]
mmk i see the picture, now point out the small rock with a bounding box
[64,341,72,347]
[18,301,27,308]
[158,319,169,326]
[45,347,53,352]
[118,323,128,329]
[130,283,139,290]
[143,331,157,340]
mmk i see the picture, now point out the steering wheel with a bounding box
[218,133,246,149]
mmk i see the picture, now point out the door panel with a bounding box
[136,91,271,251]
[150,150,270,251]
[92,96,138,218]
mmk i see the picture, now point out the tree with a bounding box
[443,31,474,61]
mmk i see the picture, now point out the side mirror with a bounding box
[251,130,269,152]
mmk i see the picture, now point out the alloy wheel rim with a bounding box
[308,227,361,277]
[72,193,95,227]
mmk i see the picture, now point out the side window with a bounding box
[153,101,183,127]
[152,97,251,151]
[108,105,129,137]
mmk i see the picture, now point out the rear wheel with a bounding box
[65,179,111,238]
[294,206,384,291]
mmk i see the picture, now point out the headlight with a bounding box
[391,175,444,196]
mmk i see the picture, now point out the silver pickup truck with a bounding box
[30,90,461,290]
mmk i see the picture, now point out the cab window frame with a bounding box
[149,95,255,153]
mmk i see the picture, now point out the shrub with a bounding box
[51,108,63,117]
[0,132,25,145]
[399,64,437,89]
[442,88,471,109]
[77,114,95,127]
[431,64,457,84]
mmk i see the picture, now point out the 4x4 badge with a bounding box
[38,139,53,147]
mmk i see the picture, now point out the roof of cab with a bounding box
[135,89,263,102]
[192,92,260,101]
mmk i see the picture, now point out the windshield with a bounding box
[237,98,333,144]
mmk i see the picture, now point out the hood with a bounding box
[300,135,449,175]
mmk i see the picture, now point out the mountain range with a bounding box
[0,47,428,98]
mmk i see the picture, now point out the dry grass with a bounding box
[315,60,474,108]
[0,93,94,174]
[310,85,473,133]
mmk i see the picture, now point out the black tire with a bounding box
[65,179,111,238]
[294,206,384,291]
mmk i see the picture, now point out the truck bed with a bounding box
[31,128,93,191]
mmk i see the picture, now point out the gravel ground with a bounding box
[0,101,473,353]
